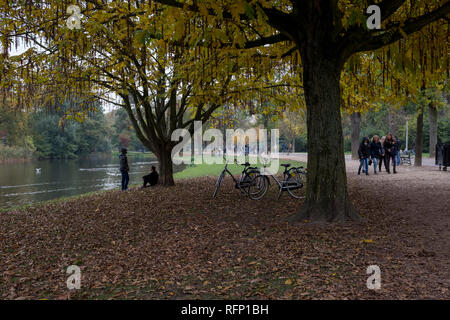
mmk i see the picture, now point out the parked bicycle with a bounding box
[248,162,307,199]
[212,157,264,199]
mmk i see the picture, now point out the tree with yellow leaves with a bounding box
[0,1,294,185]
[148,0,448,222]
[1,1,449,222]
[343,17,448,165]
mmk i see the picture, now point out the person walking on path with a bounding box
[370,135,383,174]
[119,148,130,191]
[395,135,401,166]
[384,133,398,174]
[358,137,371,175]
[378,136,386,172]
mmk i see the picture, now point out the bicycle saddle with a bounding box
[241,162,251,166]
[281,164,291,167]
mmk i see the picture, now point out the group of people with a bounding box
[119,148,159,191]
[358,133,401,175]
[119,133,402,188]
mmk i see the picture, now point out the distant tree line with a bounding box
[0,102,147,161]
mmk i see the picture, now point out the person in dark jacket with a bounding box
[370,135,383,174]
[119,148,130,190]
[142,166,159,188]
[378,136,386,172]
[383,133,398,174]
[358,137,370,175]
[395,136,401,166]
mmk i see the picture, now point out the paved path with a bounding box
[280,152,438,169]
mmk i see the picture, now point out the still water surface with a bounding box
[0,154,167,209]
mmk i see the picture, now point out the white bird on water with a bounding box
[35,168,41,174]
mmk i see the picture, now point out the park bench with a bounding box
[400,150,413,165]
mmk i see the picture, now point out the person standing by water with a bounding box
[358,137,370,175]
[383,133,398,174]
[370,135,383,174]
[119,148,130,191]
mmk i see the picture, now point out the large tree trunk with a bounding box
[350,112,361,160]
[414,107,424,167]
[429,103,438,158]
[289,51,359,223]
[156,143,175,186]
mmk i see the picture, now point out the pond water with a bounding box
[0,154,175,209]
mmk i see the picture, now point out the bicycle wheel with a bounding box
[247,175,269,200]
[286,169,306,199]
[238,172,255,194]
[213,172,225,198]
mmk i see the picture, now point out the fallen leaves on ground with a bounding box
[0,166,449,300]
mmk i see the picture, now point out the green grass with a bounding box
[0,188,118,213]
[174,156,306,180]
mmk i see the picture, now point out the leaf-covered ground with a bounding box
[1,164,449,299]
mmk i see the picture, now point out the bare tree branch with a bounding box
[339,1,450,57]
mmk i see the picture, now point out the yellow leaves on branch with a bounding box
[2,0,446,120]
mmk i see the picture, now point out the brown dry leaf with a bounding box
[0,169,449,299]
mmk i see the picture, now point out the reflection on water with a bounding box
[0,154,178,209]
